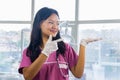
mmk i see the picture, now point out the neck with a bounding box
[41,35,49,49]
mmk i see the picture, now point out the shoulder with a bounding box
[22,48,28,53]
[22,48,28,56]
[64,42,72,50]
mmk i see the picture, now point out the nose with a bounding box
[52,23,59,29]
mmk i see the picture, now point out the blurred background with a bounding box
[0,0,120,80]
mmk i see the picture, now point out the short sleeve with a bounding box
[18,48,31,74]
[65,43,78,69]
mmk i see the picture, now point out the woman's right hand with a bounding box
[42,35,63,56]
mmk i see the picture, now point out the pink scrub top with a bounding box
[18,43,78,80]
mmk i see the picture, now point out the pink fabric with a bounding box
[18,43,78,80]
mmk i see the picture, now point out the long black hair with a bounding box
[26,7,66,62]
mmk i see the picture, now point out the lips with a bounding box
[50,29,57,33]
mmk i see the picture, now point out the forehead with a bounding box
[47,14,59,21]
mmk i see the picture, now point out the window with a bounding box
[0,0,120,80]
[0,0,31,21]
[0,24,31,79]
[35,0,75,21]
[79,0,120,20]
[79,24,120,80]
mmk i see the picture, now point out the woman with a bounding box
[18,7,101,80]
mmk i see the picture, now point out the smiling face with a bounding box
[41,13,60,38]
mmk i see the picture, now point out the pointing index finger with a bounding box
[53,38,63,43]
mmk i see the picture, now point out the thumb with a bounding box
[48,35,52,41]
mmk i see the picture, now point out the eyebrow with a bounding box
[47,19,60,23]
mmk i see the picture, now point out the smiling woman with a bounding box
[18,7,101,80]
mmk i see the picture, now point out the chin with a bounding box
[52,34,56,37]
[51,33,57,37]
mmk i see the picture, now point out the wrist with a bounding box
[41,50,49,57]
[80,39,88,46]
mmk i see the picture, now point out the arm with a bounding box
[70,44,85,78]
[22,35,62,80]
[23,54,47,80]
[70,38,102,78]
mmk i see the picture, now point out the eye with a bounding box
[57,22,60,26]
[48,21,54,24]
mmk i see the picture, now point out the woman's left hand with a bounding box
[80,38,102,46]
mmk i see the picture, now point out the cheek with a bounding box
[41,26,51,35]
[41,24,49,31]
[42,27,49,33]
